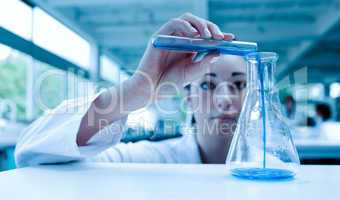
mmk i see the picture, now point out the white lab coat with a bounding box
[15,93,202,167]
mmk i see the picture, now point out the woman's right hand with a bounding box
[132,13,235,100]
[77,13,234,145]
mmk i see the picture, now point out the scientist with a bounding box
[15,13,247,166]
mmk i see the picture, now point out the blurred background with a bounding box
[1,0,340,170]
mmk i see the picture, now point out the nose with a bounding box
[214,83,238,112]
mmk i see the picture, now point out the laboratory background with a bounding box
[1,0,340,171]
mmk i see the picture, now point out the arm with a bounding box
[76,76,151,146]
[15,13,233,167]
[76,13,234,145]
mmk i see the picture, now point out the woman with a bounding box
[15,13,246,167]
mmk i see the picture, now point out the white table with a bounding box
[1,124,340,158]
[0,163,339,200]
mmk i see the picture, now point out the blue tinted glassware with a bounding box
[226,52,300,180]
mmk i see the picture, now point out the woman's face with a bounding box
[187,54,247,149]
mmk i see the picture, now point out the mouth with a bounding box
[210,112,239,121]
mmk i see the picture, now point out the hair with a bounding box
[284,95,296,117]
[184,84,196,125]
[315,103,332,121]
[284,95,295,104]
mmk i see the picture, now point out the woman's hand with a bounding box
[77,13,234,145]
[132,13,235,99]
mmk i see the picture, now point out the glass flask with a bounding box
[226,52,300,180]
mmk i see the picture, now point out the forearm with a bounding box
[76,75,152,146]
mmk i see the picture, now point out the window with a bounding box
[32,8,90,69]
[0,44,11,60]
[67,72,96,100]
[100,55,120,83]
[294,84,324,101]
[120,71,130,83]
[34,63,97,115]
[0,0,32,40]
[34,61,67,114]
[330,82,340,98]
[0,44,30,120]
[309,84,324,99]
[1,5,97,120]
[100,55,129,83]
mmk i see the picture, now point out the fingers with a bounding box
[169,18,199,37]
[180,13,226,40]
[223,32,235,41]
[156,12,235,41]
[180,13,211,38]
[207,22,224,40]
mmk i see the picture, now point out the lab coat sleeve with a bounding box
[86,134,201,164]
[14,93,125,167]
[88,139,178,163]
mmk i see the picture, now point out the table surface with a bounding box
[0,163,339,200]
[1,124,340,158]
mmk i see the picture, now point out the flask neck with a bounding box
[246,52,278,91]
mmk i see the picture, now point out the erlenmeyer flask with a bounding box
[226,52,300,180]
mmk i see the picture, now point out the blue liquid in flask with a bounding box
[230,53,295,180]
[231,168,295,180]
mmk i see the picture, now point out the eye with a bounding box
[228,84,237,94]
[200,81,216,91]
[234,81,246,90]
